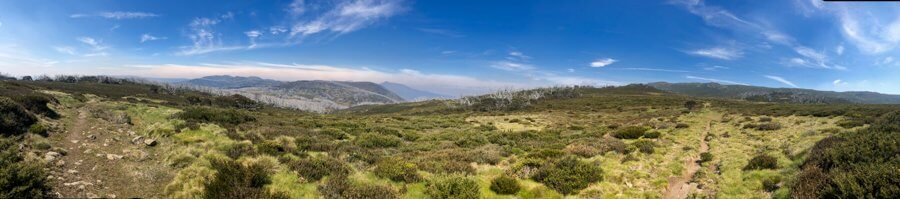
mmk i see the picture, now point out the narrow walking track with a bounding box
[662,118,711,199]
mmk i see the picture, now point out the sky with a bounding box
[1,0,899,95]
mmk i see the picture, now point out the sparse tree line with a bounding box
[451,86,591,111]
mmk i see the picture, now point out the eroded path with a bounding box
[663,114,711,199]
[44,96,172,198]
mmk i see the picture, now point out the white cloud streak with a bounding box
[764,75,798,88]
[590,58,617,67]
[621,67,690,73]
[688,47,742,60]
[491,61,535,71]
[140,34,166,43]
[289,0,403,37]
[70,12,159,19]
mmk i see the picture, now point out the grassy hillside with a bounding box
[648,82,900,104]
[2,77,897,198]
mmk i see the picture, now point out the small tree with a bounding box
[684,101,699,111]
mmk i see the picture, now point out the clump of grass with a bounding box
[286,156,350,182]
[373,158,420,183]
[425,174,480,199]
[0,137,52,198]
[643,131,661,139]
[699,152,713,163]
[203,157,284,199]
[0,97,37,136]
[354,133,402,148]
[489,175,520,195]
[532,156,603,195]
[632,140,655,154]
[612,126,647,139]
[743,154,778,170]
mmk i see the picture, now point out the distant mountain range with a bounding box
[379,82,452,101]
[647,82,900,104]
[179,76,449,112]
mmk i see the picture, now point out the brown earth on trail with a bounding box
[43,98,173,198]
[662,119,711,199]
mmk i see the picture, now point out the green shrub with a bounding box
[224,141,256,159]
[758,117,773,122]
[419,159,475,175]
[612,126,646,139]
[632,140,655,154]
[175,107,255,127]
[425,175,480,199]
[0,97,37,136]
[489,175,520,195]
[643,131,661,139]
[675,123,689,129]
[743,154,778,170]
[532,156,603,195]
[564,143,601,158]
[599,137,631,154]
[0,137,51,198]
[699,152,713,163]
[27,124,48,136]
[12,94,58,118]
[755,122,782,131]
[341,184,398,199]
[762,176,781,192]
[286,156,350,182]
[355,133,401,148]
[203,158,284,199]
[373,159,420,183]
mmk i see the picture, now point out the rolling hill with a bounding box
[178,76,406,112]
[647,82,900,104]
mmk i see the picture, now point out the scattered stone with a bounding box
[106,154,124,160]
[87,134,96,140]
[107,194,117,198]
[131,136,143,144]
[66,169,78,174]
[55,160,66,167]
[70,140,79,144]
[44,151,61,161]
[86,193,98,198]
[143,138,157,146]
[84,149,93,154]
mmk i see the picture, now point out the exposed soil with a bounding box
[44,98,172,198]
[662,118,711,199]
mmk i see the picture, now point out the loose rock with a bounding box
[143,138,157,146]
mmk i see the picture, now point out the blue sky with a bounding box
[1,0,899,95]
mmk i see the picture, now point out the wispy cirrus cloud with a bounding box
[53,46,77,55]
[590,58,617,67]
[687,47,742,60]
[70,11,159,19]
[177,16,246,55]
[764,75,798,88]
[140,34,167,43]
[686,75,748,85]
[491,61,534,71]
[621,67,690,73]
[702,65,728,71]
[289,0,404,37]
[417,28,464,38]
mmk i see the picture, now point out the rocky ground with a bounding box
[41,97,172,198]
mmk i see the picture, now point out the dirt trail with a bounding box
[662,118,711,199]
[46,98,171,198]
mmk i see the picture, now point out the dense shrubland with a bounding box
[791,111,900,198]
[1,77,897,198]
